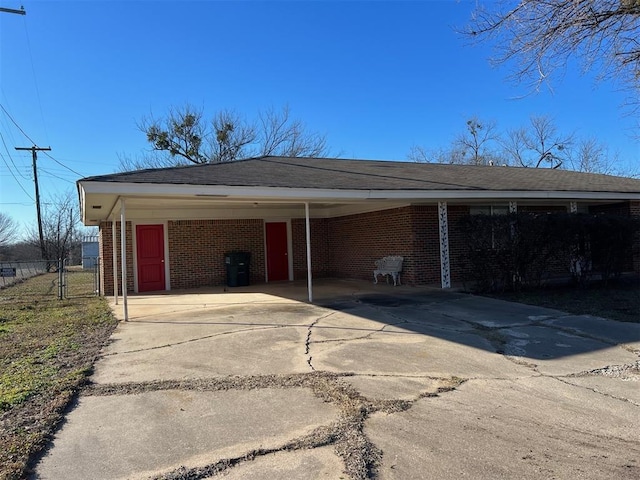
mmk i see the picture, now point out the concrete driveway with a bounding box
[33,279,640,479]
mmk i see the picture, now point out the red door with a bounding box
[136,224,165,292]
[266,222,289,282]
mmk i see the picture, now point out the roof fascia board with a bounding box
[78,181,640,201]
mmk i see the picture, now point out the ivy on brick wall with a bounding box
[458,212,640,292]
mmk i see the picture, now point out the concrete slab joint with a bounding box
[34,282,640,480]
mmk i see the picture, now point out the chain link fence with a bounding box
[0,258,101,298]
[63,257,101,298]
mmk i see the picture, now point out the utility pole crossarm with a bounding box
[0,6,26,15]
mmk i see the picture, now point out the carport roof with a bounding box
[80,156,640,193]
[78,156,640,226]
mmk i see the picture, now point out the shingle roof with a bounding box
[80,156,640,193]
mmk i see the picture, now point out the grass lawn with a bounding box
[487,277,640,323]
[0,272,118,480]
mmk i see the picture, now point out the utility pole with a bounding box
[15,146,51,260]
[0,6,26,15]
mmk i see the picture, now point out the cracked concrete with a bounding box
[32,279,640,479]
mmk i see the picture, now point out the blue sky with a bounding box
[1,0,638,238]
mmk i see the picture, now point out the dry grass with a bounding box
[0,273,117,480]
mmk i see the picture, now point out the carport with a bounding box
[79,187,439,321]
[77,156,640,321]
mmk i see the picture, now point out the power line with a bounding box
[21,13,49,145]
[0,130,34,202]
[39,167,75,183]
[0,103,37,145]
[0,6,26,15]
[0,130,30,181]
[42,151,83,177]
[0,104,86,178]
[0,152,34,200]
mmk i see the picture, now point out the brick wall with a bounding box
[291,218,331,279]
[326,207,417,283]
[99,221,134,296]
[168,219,265,289]
[409,205,441,285]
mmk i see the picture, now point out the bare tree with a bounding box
[466,1,640,104]
[408,145,468,164]
[501,127,529,167]
[502,116,573,168]
[25,192,80,261]
[407,145,431,163]
[0,212,19,248]
[129,104,330,170]
[570,137,617,174]
[258,106,329,158]
[454,117,501,165]
[409,117,506,166]
[410,114,597,171]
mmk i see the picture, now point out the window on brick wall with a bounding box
[470,205,510,249]
[470,205,509,216]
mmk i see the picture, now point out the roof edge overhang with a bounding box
[78,181,640,202]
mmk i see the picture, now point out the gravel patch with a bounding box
[569,360,640,381]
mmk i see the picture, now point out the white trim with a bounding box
[164,222,171,291]
[287,220,294,281]
[79,181,640,201]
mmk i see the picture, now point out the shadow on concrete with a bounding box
[120,278,640,361]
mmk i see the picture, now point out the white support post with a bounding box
[570,201,578,213]
[509,201,518,214]
[112,217,118,305]
[120,199,129,321]
[438,201,451,289]
[305,202,313,303]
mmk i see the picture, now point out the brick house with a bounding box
[77,156,640,300]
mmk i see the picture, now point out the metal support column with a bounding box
[112,217,118,305]
[120,199,128,321]
[305,202,313,303]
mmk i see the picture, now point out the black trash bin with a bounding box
[225,251,251,287]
